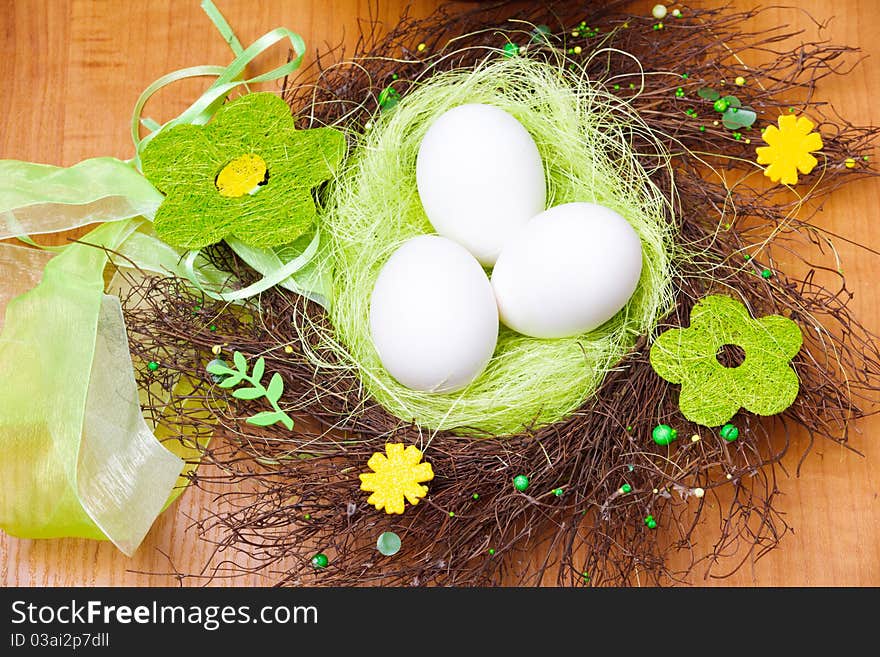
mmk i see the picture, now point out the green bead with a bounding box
[713,98,730,112]
[720,423,740,442]
[699,125,706,132]
[209,324,217,332]
[207,358,229,384]
[530,25,552,43]
[147,361,159,372]
[311,553,328,568]
[378,86,400,110]
[647,519,658,529]
[620,483,632,494]
[513,474,530,491]
[304,513,311,520]
[652,424,678,445]
[376,531,401,556]
[644,515,654,525]
[743,254,751,260]
[488,548,495,555]
[761,268,773,279]
[553,488,564,497]
[472,493,480,500]
[449,511,455,517]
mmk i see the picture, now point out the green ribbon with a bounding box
[0,158,162,240]
[0,0,321,552]
[0,221,184,554]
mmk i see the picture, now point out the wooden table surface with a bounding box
[1,0,878,586]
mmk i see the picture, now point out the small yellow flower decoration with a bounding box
[359,443,435,514]
[756,114,823,185]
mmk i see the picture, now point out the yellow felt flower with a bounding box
[359,443,434,514]
[756,114,823,185]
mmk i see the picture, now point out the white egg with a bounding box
[416,103,546,266]
[491,202,643,339]
[370,235,499,393]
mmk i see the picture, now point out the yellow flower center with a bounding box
[215,154,268,198]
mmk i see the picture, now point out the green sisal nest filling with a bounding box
[319,56,677,436]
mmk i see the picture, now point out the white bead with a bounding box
[693,487,705,498]
[652,4,668,19]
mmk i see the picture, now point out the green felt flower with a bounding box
[649,295,802,427]
[141,92,346,250]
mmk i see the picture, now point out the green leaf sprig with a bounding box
[206,351,294,430]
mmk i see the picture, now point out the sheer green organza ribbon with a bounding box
[0,0,320,553]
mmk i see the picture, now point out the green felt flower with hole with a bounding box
[141,92,346,250]
[649,295,802,427]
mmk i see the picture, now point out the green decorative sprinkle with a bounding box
[720,423,740,442]
[530,24,552,45]
[304,513,311,520]
[681,73,689,79]
[553,488,564,497]
[582,572,591,582]
[206,351,295,430]
[698,87,720,101]
[675,87,685,98]
[652,424,678,446]
[311,553,329,568]
[147,361,159,372]
[378,86,401,110]
[472,493,480,500]
[699,126,706,132]
[209,324,217,332]
[207,358,229,384]
[761,268,773,279]
[613,84,620,90]
[743,254,751,260]
[449,511,455,517]
[377,531,402,556]
[620,483,632,494]
[713,98,730,113]
[488,548,496,555]
[513,474,530,491]
[646,518,658,529]
[722,106,756,130]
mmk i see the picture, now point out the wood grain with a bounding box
[0,0,878,586]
